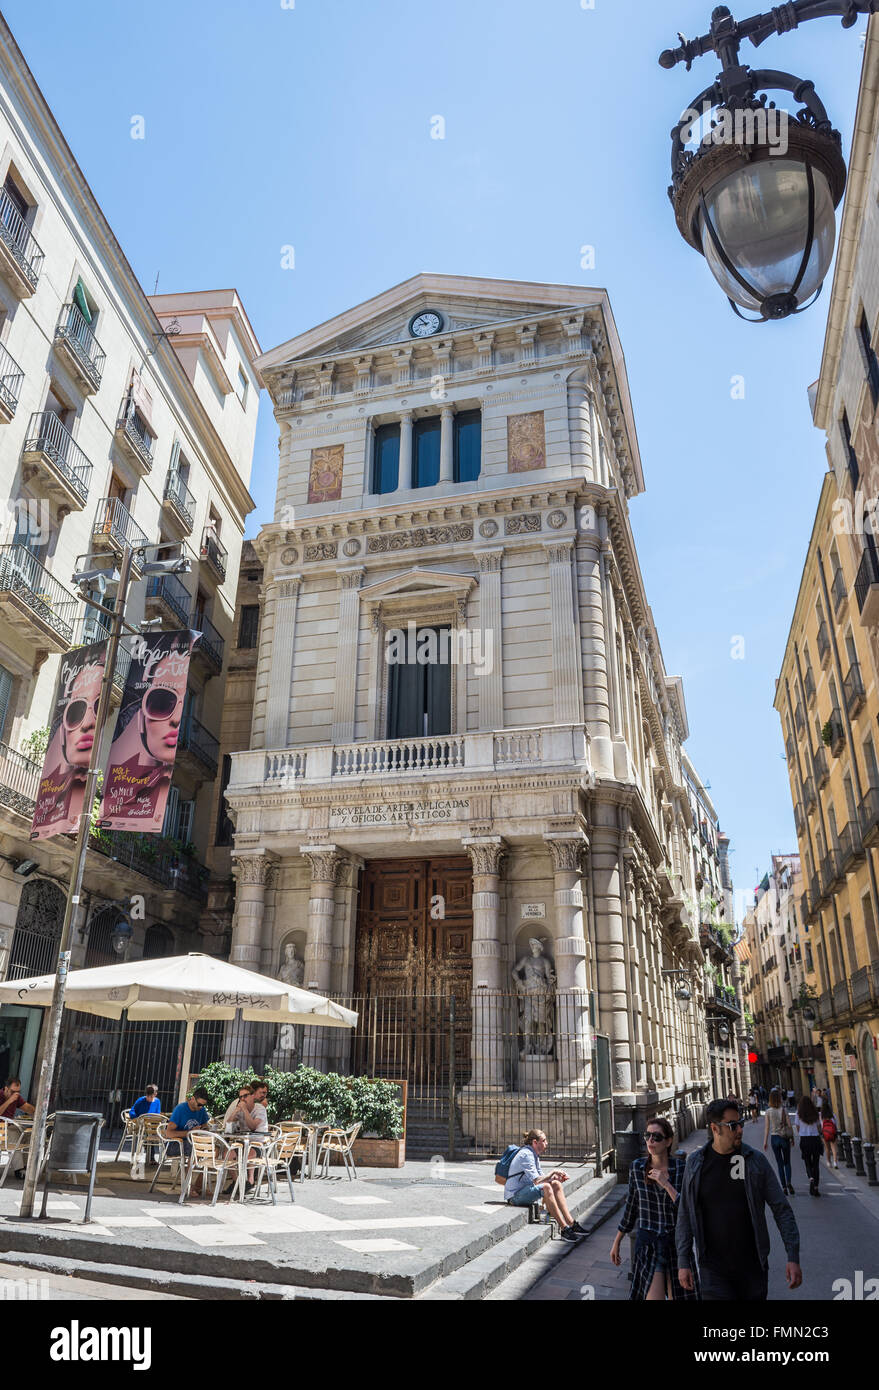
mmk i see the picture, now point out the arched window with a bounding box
[9,877,64,979]
[143,924,173,959]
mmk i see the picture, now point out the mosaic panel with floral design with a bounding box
[507,411,546,472]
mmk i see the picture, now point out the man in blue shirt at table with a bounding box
[166,1089,210,1157]
[129,1084,161,1119]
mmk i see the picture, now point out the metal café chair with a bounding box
[255,1127,307,1202]
[0,1117,31,1188]
[315,1121,361,1180]
[114,1108,139,1162]
[132,1112,167,1172]
[279,1120,313,1180]
[179,1130,240,1205]
[147,1119,188,1193]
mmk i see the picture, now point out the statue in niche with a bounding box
[512,938,556,1059]
[269,943,305,1070]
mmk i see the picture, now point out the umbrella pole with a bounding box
[178,1020,196,1105]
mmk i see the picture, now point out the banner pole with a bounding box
[19,543,135,1219]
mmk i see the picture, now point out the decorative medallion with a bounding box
[505,514,542,536]
[507,410,546,473]
[307,444,344,504]
[547,510,567,530]
[342,538,361,557]
[304,542,339,562]
[479,520,499,539]
[280,547,299,565]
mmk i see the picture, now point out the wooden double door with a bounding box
[353,858,473,1088]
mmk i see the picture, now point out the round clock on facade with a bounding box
[408,309,444,338]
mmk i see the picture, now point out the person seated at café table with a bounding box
[224,1084,253,1134]
[129,1083,161,1119]
[166,1088,211,1195]
[240,1079,270,1192]
[0,1077,34,1124]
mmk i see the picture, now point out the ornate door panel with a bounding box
[354,858,473,1086]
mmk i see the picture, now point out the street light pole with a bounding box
[19,544,136,1218]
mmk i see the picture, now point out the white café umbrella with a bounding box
[0,953,358,1103]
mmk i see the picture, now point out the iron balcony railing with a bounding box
[860,785,879,840]
[855,545,879,616]
[0,740,41,818]
[0,339,23,415]
[849,962,879,1012]
[802,774,816,811]
[817,990,835,1024]
[816,619,831,665]
[830,566,848,614]
[794,701,805,734]
[794,801,805,836]
[837,820,864,872]
[179,717,219,776]
[0,544,76,641]
[77,612,132,690]
[116,405,154,469]
[163,470,196,530]
[824,708,845,756]
[92,496,148,552]
[55,301,106,387]
[844,662,865,716]
[713,984,741,1015]
[803,667,816,705]
[812,744,829,787]
[799,889,812,924]
[0,186,44,287]
[809,872,821,913]
[819,849,839,899]
[785,736,796,765]
[200,528,228,582]
[22,411,93,504]
[192,611,224,671]
[832,979,851,1017]
[146,572,190,627]
[90,830,208,901]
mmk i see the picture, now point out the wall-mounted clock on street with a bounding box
[408,309,444,338]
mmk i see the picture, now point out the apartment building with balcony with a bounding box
[742,857,815,1098]
[681,751,743,1101]
[776,22,879,1143]
[0,15,260,1103]
[222,272,719,1145]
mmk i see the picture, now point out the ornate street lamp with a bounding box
[659,2,879,320]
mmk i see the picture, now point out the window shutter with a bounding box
[162,784,180,838]
[426,631,451,736]
[177,800,194,844]
[73,278,92,322]
[0,664,13,743]
[169,439,181,476]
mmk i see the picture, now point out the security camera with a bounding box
[72,567,120,592]
[139,617,163,631]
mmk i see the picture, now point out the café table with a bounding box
[218,1131,277,1203]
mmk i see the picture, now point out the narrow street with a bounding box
[505,1115,879,1302]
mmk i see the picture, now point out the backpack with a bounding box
[822,1117,838,1142]
[495,1144,522,1186]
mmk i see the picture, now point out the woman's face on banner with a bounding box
[138,658,183,763]
[62,666,101,769]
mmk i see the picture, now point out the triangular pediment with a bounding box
[256,273,606,371]
[360,567,477,603]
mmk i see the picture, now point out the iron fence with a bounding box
[36,989,607,1162]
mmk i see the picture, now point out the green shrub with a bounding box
[195,1061,403,1137]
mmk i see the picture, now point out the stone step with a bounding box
[417,1173,619,1300]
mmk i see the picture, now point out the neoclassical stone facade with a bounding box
[225,275,718,1141]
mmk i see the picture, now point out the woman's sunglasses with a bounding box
[63,696,100,730]
[646,1132,667,1143]
[142,686,182,720]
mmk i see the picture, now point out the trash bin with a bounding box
[38,1111,104,1223]
[613,1129,644,1182]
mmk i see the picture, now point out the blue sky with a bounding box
[5,0,867,918]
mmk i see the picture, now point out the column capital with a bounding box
[543,833,588,873]
[476,547,504,573]
[338,567,365,590]
[543,539,575,565]
[231,850,278,887]
[300,844,347,885]
[463,836,507,877]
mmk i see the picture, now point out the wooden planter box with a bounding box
[349,1137,405,1168]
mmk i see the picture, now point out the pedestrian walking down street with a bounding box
[793,1096,824,1197]
[676,1099,802,1302]
[819,1093,840,1169]
[763,1087,796,1194]
[609,1116,697,1302]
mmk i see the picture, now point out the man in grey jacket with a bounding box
[677,1099,803,1300]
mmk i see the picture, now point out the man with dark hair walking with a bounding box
[676,1099,802,1301]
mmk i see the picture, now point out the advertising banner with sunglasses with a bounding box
[30,641,108,840]
[98,629,200,832]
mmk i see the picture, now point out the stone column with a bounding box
[576,514,613,778]
[545,834,591,1094]
[300,845,344,994]
[399,411,414,490]
[264,577,302,749]
[590,811,633,1105]
[331,568,364,742]
[545,542,582,725]
[463,836,506,1090]
[227,850,277,1068]
[439,404,455,483]
[475,548,504,731]
[328,856,362,1069]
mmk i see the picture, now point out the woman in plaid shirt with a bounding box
[609,1116,698,1301]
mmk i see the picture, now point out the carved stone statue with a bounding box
[278,943,304,988]
[512,938,556,1059]
[269,944,305,1070]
